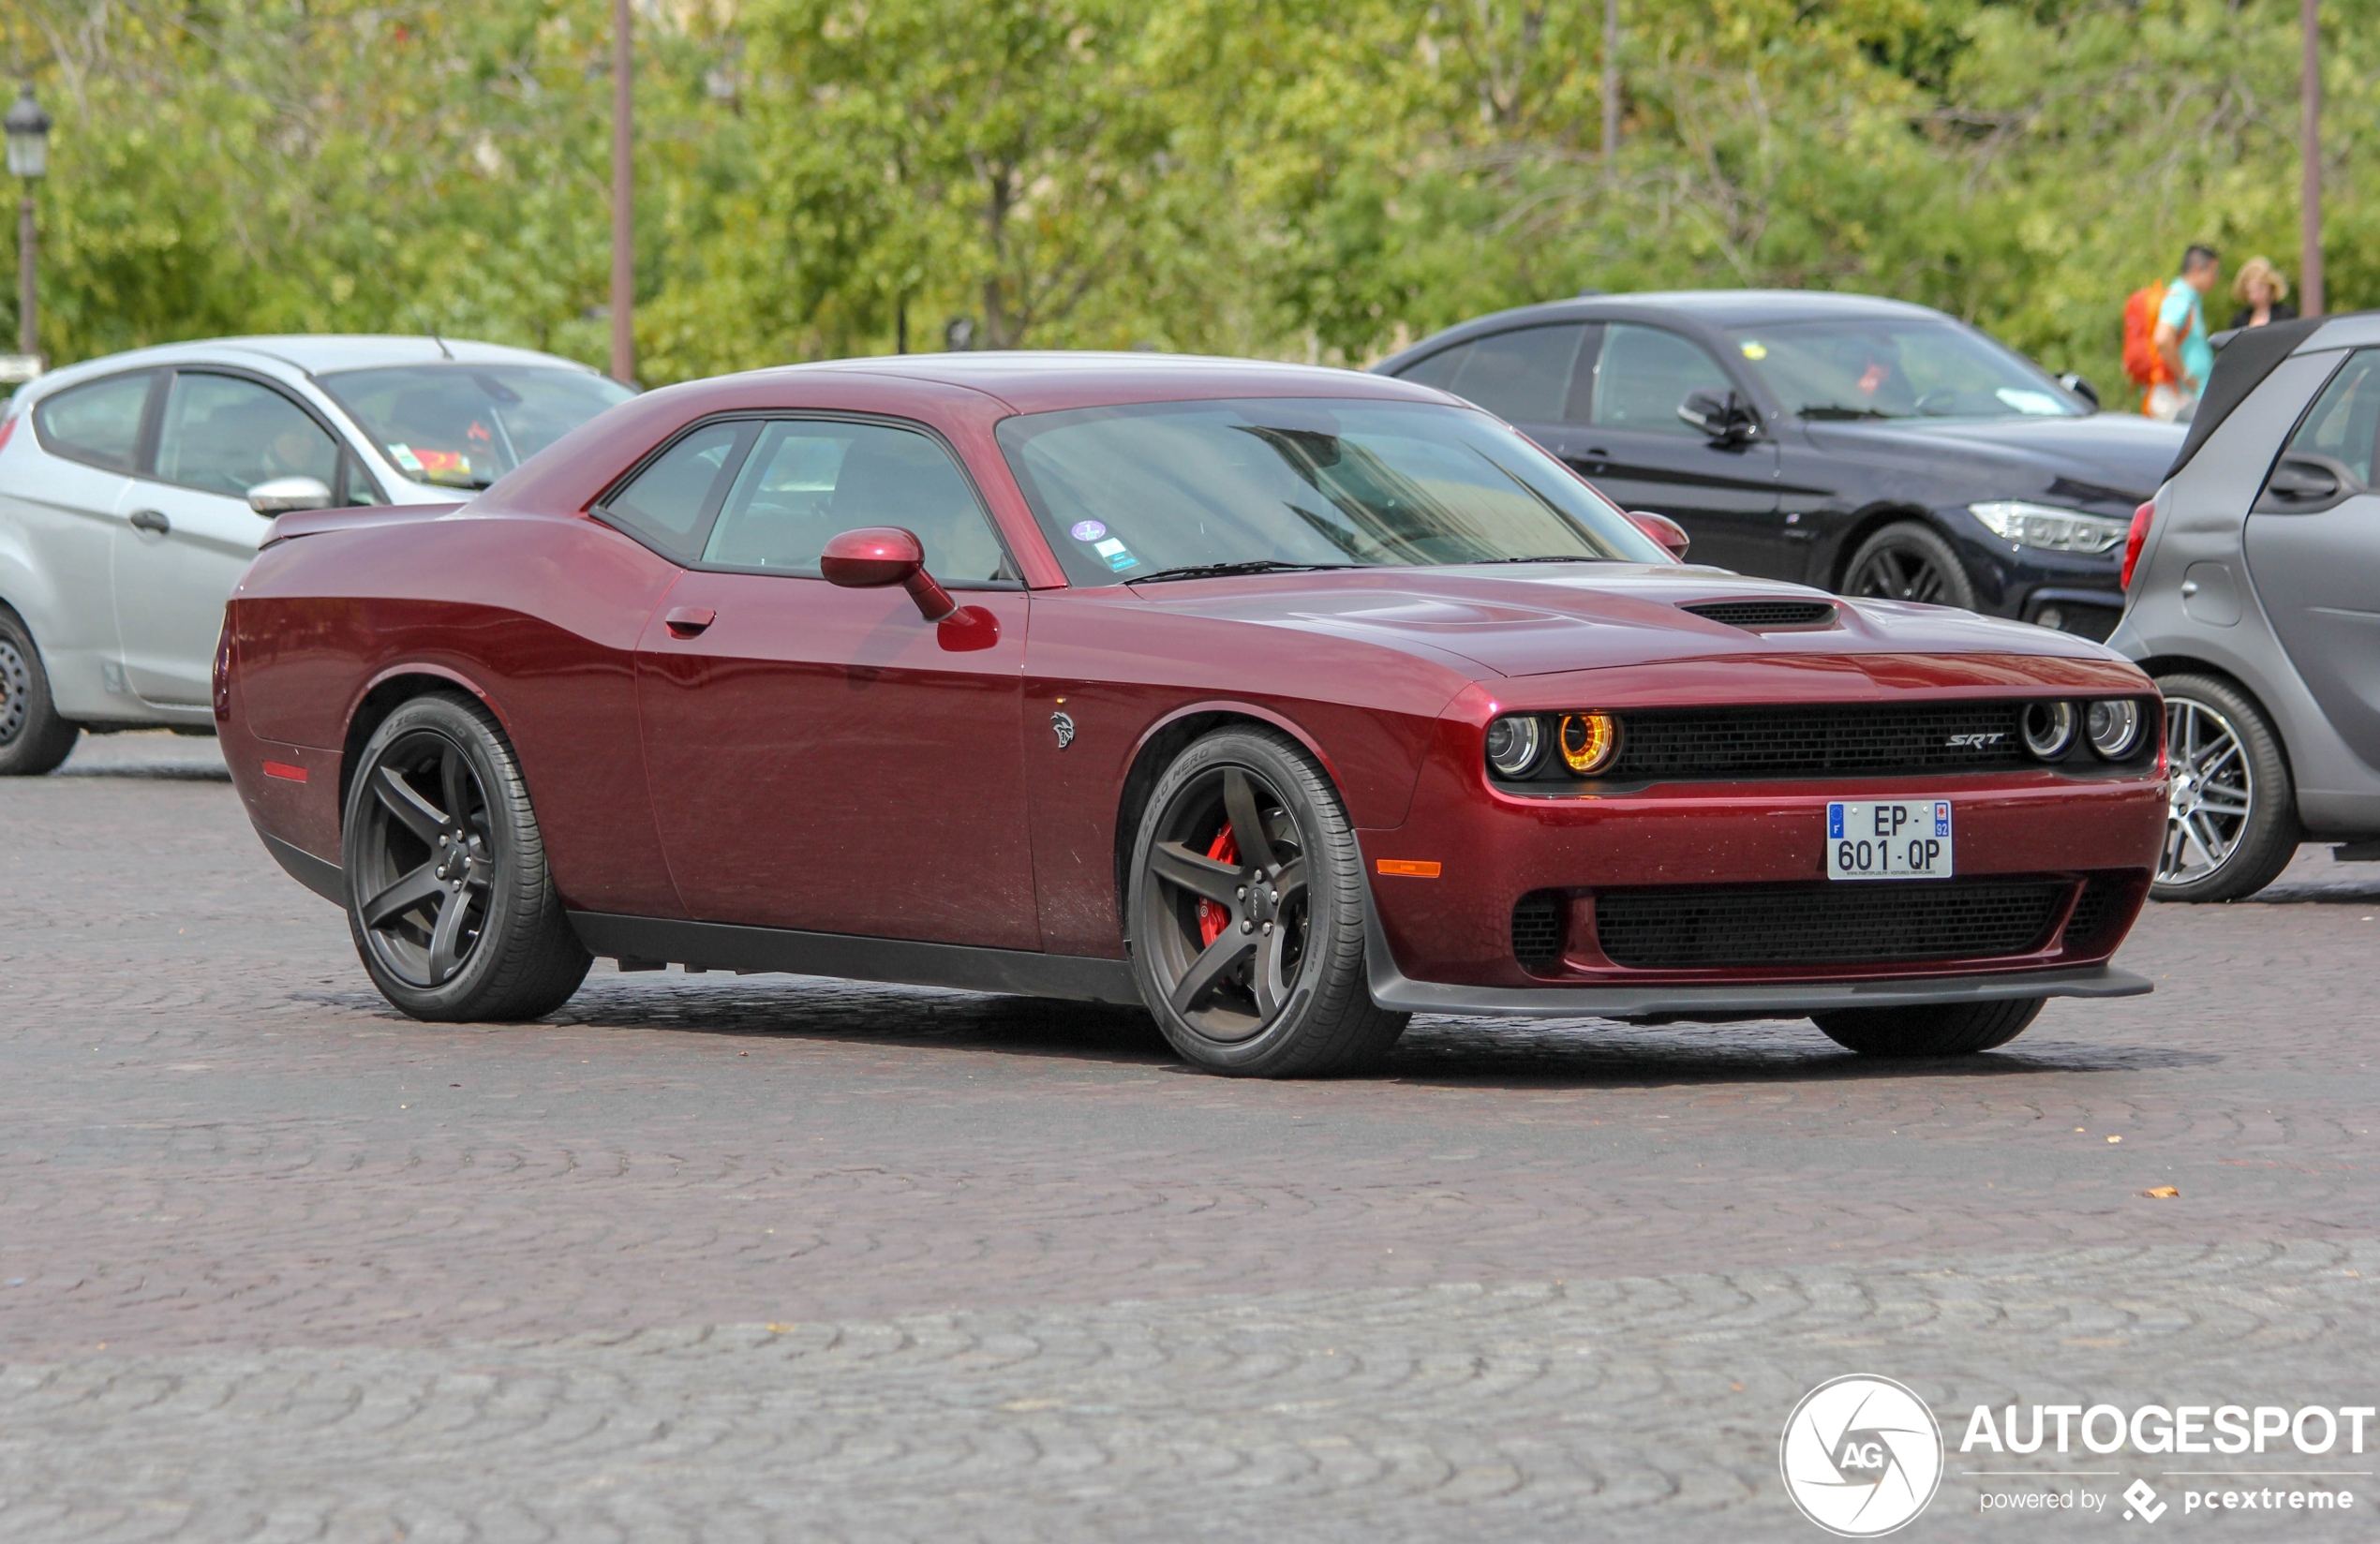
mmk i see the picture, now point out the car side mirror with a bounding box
[2257,453,2352,512]
[1677,389,1757,443]
[821,525,959,622]
[2058,372,2101,409]
[246,476,335,516]
[1627,511,1691,561]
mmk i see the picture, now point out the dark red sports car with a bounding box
[217,354,2165,1075]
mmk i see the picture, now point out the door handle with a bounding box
[663,605,716,638]
[128,509,171,535]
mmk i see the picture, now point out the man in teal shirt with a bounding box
[2151,245,2222,421]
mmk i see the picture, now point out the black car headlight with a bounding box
[1970,500,2130,555]
[1484,715,1544,778]
[2086,698,2144,759]
[2023,701,2078,760]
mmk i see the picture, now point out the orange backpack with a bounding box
[2122,284,2170,388]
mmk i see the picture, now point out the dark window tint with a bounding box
[1395,345,1470,392]
[33,371,156,472]
[703,421,1010,582]
[153,372,339,497]
[599,420,755,562]
[1590,323,1732,436]
[2283,349,2380,488]
[1443,325,1586,424]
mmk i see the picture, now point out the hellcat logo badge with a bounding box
[1050,711,1077,749]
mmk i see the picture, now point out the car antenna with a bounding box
[406,303,455,361]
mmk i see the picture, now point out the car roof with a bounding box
[23,334,605,393]
[729,350,1450,414]
[1373,290,1956,371]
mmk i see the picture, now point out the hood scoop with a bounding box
[1678,598,1838,631]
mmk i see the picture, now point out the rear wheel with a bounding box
[0,608,80,777]
[1812,996,2045,1057]
[1843,521,1979,612]
[342,693,590,1021]
[1127,728,1406,1076]
[2151,673,2298,902]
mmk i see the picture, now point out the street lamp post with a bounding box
[5,84,51,362]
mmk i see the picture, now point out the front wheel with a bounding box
[0,608,81,776]
[2151,673,2298,902]
[1843,521,1979,612]
[342,693,590,1020]
[1812,996,2045,1057]
[1126,728,1407,1076]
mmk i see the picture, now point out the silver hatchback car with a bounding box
[2113,312,2380,900]
[0,336,632,773]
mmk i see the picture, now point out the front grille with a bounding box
[1612,702,2031,782]
[1679,599,1837,630]
[1511,891,1566,970]
[1594,880,2066,970]
[2060,874,2133,953]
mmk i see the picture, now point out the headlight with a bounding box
[1970,501,2130,554]
[1484,715,1544,777]
[1557,712,1619,775]
[2023,701,2077,760]
[2086,698,2143,759]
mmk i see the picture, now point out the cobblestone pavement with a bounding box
[2,733,2374,1541]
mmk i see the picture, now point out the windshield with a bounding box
[319,364,635,488]
[1727,319,2087,421]
[996,397,1669,586]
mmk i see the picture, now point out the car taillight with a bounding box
[2120,499,2155,590]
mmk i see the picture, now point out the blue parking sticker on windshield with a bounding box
[1093,537,1139,572]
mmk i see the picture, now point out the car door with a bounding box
[627,414,1040,946]
[1553,322,1782,575]
[111,369,349,706]
[2245,347,2380,764]
[14,370,159,705]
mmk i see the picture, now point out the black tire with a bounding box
[1842,521,1980,612]
[1811,996,2045,1057]
[1126,727,1407,1076]
[0,607,81,777]
[341,693,590,1020]
[2151,673,2299,903]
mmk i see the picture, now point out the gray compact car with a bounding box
[0,336,632,773]
[2112,313,2380,901]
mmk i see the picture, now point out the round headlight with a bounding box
[2023,701,2078,760]
[2086,698,2143,759]
[1558,712,1620,775]
[1484,715,1544,778]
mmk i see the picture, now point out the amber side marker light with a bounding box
[1557,712,1618,775]
[1376,859,1442,878]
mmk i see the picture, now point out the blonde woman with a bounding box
[2229,257,2298,330]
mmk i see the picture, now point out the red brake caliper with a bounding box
[1197,825,1239,946]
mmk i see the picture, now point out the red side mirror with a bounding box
[821,526,958,622]
[1628,511,1691,562]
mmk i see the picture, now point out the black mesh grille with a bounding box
[1512,892,1566,969]
[2060,874,2133,953]
[1613,702,2031,782]
[1594,880,2067,970]
[1679,599,1837,630]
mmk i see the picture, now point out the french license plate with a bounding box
[1827,800,1954,880]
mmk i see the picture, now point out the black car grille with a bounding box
[1678,599,1837,630]
[1512,892,1566,970]
[1593,879,2067,970]
[1611,702,2031,782]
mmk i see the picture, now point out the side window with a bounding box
[153,372,340,497]
[336,452,383,508]
[1395,344,1471,392]
[1442,325,1585,425]
[597,419,757,562]
[32,371,156,472]
[702,421,1012,583]
[1591,323,1733,437]
[2281,349,2380,490]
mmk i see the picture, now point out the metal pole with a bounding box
[2300,0,2323,317]
[609,0,634,382]
[1601,0,1620,171]
[16,191,32,358]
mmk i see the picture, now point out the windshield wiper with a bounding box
[1124,559,1359,585]
[1797,405,1897,421]
[1459,555,1611,565]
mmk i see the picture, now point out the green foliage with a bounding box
[6,0,2373,396]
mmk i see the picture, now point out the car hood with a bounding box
[1123,564,2127,680]
[1800,414,2185,513]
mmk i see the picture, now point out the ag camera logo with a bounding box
[1781,1374,1945,1537]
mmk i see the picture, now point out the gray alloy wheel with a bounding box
[2151,673,2300,903]
[342,693,590,1020]
[1843,521,1980,612]
[1127,727,1407,1076]
[0,607,81,776]
[1811,996,2045,1057]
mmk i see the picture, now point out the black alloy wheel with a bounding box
[0,607,81,777]
[342,693,589,1020]
[1128,728,1407,1076]
[1843,522,1979,612]
[1811,995,2045,1057]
